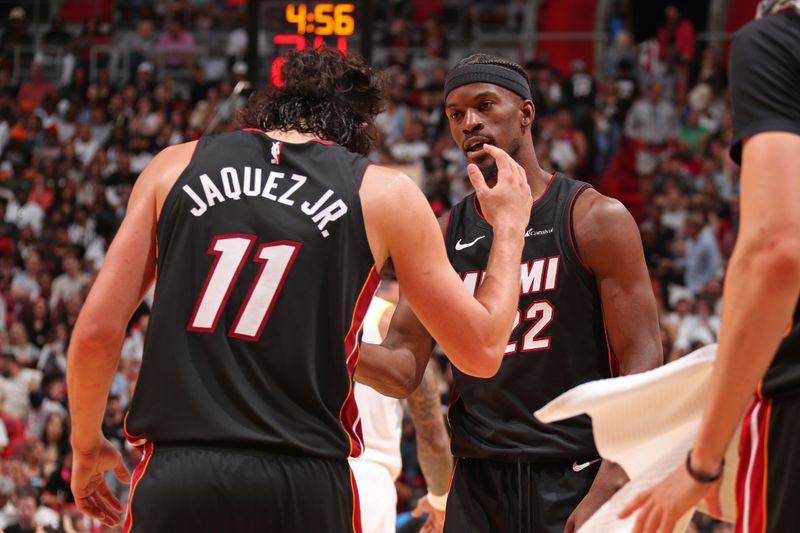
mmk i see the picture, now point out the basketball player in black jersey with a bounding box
[621,3,800,532]
[65,49,534,532]
[357,54,662,533]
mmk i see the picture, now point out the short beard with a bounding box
[479,137,521,185]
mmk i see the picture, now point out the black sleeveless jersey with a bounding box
[124,130,379,460]
[445,173,614,462]
[761,306,800,399]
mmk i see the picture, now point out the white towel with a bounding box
[535,344,738,533]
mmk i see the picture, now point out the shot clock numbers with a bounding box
[272,2,358,86]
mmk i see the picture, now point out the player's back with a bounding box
[124,130,378,460]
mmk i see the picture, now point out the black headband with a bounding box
[444,64,532,101]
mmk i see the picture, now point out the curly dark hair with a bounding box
[452,53,532,96]
[240,48,384,155]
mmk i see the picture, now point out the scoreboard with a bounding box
[270,2,363,86]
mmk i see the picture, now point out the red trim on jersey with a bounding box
[123,441,155,533]
[122,412,146,445]
[228,241,302,341]
[348,466,363,533]
[567,184,592,274]
[531,171,557,208]
[187,234,256,334]
[241,128,334,145]
[603,321,619,377]
[735,397,771,533]
[442,210,452,238]
[340,267,381,457]
[472,194,487,222]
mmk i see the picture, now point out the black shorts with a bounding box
[736,395,800,533]
[124,444,361,533]
[443,456,599,533]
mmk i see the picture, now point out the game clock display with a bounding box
[272,2,359,86]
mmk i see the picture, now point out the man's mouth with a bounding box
[463,136,492,159]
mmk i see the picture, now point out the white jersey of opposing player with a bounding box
[351,297,403,479]
[350,296,404,533]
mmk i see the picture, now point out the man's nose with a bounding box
[462,109,483,134]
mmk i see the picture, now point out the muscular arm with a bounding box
[565,189,663,531]
[355,294,436,397]
[407,361,453,496]
[691,133,800,471]
[574,189,663,375]
[355,216,446,397]
[68,143,195,452]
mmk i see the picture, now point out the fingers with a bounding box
[482,144,513,173]
[619,489,650,519]
[76,493,122,528]
[95,477,124,513]
[114,459,132,484]
[706,482,724,519]
[641,505,662,533]
[466,164,488,196]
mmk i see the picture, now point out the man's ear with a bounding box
[520,100,535,128]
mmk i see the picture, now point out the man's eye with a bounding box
[450,111,462,120]
[479,102,493,111]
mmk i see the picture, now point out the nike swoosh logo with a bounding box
[455,236,486,251]
[572,458,601,472]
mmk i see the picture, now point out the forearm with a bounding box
[408,362,453,495]
[692,241,800,469]
[67,326,124,452]
[473,224,525,351]
[593,460,628,493]
[355,343,419,399]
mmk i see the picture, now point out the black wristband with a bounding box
[685,450,724,483]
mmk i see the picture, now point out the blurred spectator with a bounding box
[49,252,88,313]
[547,109,588,175]
[604,30,638,79]
[0,351,42,420]
[681,212,722,294]
[625,80,678,177]
[156,18,196,70]
[0,7,34,64]
[41,19,73,49]
[656,4,696,66]
[390,122,430,164]
[72,123,99,166]
[126,19,158,77]
[7,322,39,370]
[679,111,710,156]
[225,15,269,66]
[421,17,448,60]
[5,487,36,533]
[17,64,56,111]
[563,60,595,129]
[0,476,16,529]
[10,253,42,304]
[594,80,624,174]
[70,18,111,68]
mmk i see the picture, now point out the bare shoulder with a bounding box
[135,141,198,214]
[362,164,417,193]
[141,141,198,186]
[573,187,640,269]
[573,187,632,230]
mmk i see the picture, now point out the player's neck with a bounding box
[265,129,327,144]
[518,147,553,203]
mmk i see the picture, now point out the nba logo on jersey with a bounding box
[271,141,282,165]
